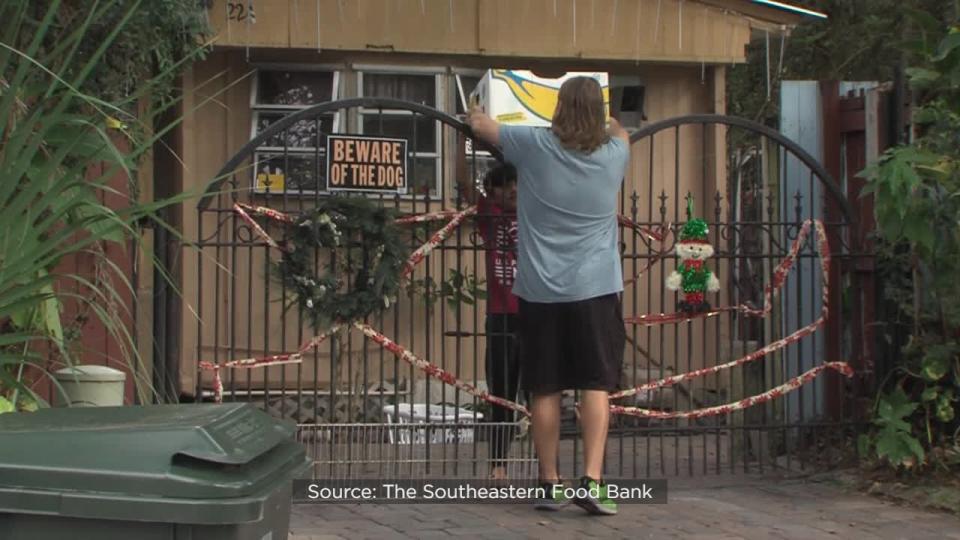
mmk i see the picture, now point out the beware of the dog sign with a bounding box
[326,135,408,193]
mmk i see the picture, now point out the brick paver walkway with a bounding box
[289,476,959,539]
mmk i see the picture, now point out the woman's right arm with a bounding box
[467,106,501,146]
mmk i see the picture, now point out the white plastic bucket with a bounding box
[52,365,126,407]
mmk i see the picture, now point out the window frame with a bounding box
[452,67,485,115]
[453,70,498,199]
[249,65,341,195]
[356,67,444,200]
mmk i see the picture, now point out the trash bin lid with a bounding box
[53,364,127,382]
[0,403,306,505]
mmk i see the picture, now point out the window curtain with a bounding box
[362,74,434,106]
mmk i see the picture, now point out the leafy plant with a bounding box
[30,0,211,108]
[727,0,957,125]
[439,269,487,310]
[462,399,492,422]
[860,387,925,467]
[276,198,409,329]
[0,0,211,410]
[407,270,486,312]
[859,19,960,470]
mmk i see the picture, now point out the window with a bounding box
[251,69,340,194]
[358,72,441,198]
[455,73,498,198]
[454,73,481,116]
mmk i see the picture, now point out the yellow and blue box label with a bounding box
[470,70,610,127]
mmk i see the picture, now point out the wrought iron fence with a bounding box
[186,100,871,479]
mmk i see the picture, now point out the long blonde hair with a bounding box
[551,76,608,153]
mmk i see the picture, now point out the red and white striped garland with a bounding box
[230,203,477,282]
[610,362,853,419]
[205,204,479,404]
[200,324,342,403]
[620,218,671,288]
[610,311,826,400]
[625,220,830,325]
[296,324,342,353]
[739,219,830,318]
[235,202,294,224]
[395,209,466,225]
[233,203,285,251]
[215,203,844,420]
[612,220,831,400]
[617,215,668,243]
[352,320,849,420]
[199,354,304,404]
[401,206,477,277]
[354,322,531,417]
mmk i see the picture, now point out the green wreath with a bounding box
[275,197,409,328]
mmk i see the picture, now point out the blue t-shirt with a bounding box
[498,125,629,303]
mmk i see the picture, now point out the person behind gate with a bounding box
[456,161,523,480]
[468,76,630,516]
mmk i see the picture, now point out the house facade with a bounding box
[148,0,819,408]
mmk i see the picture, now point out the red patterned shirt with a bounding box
[477,197,518,314]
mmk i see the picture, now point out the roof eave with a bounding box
[749,0,828,21]
[696,0,826,27]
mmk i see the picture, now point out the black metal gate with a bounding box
[189,99,867,480]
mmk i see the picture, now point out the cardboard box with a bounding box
[469,69,610,127]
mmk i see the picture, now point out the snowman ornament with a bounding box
[666,217,720,313]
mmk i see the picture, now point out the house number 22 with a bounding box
[227,2,257,22]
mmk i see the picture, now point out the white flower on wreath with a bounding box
[368,246,385,286]
[295,275,317,288]
[306,298,314,309]
[316,213,342,238]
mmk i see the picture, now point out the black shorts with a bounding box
[518,293,626,394]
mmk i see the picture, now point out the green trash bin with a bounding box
[0,403,310,540]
